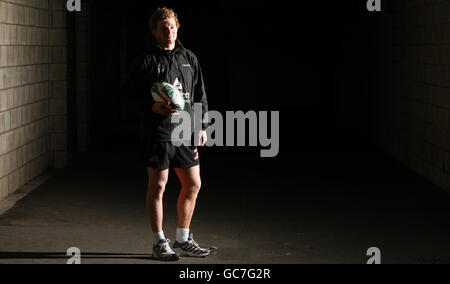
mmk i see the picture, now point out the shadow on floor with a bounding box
[0,251,158,261]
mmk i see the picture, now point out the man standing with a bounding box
[140,7,211,261]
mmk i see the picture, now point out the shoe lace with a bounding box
[159,239,174,253]
[187,234,201,250]
[190,239,200,248]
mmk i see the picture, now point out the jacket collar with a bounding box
[153,40,185,56]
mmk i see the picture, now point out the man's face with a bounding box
[153,17,178,48]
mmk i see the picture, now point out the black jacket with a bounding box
[130,41,209,143]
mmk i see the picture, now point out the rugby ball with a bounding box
[151,82,185,111]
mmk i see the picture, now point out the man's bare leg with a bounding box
[147,167,179,261]
[173,165,211,257]
[174,165,201,229]
[146,167,169,234]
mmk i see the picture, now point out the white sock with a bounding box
[154,231,166,244]
[176,228,190,243]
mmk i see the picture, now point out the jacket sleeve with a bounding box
[192,55,210,130]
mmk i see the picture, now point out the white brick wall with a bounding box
[0,0,68,201]
[371,0,450,193]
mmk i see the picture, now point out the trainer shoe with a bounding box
[173,233,211,257]
[152,239,180,261]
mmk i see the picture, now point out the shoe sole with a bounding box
[175,249,211,258]
[152,251,180,261]
[152,254,180,261]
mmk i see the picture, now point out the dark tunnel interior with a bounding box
[1,0,450,265]
[77,0,378,155]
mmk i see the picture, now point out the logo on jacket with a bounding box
[157,64,166,76]
[173,78,190,101]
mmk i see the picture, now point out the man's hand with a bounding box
[198,130,207,147]
[152,102,179,116]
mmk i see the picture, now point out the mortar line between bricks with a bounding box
[393,82,450,107]
[395,90,450,113]
[386,61,450,68]
[0,131,53,164]
[377,132,450,181]
[415,62,450,68]
[389,43,450,47]
[405,147,450,179]
[413,138,450,170]
[0,63,56,69]
[0,102,51,118]
[387,94,450,130]
[413,128,450,154]
[0,45,52,49]
[0,81,51,93]
[0,80,67,92]
[0,104,51,118]
[389,109,450,152]
[385,76,450,91]
[3,143,53,168]
[387,58,450,65]
[0,20,66,28]
[0,64,68,71]
[0,22,52,28]
[1,147,52,177]
[0,117,51,146]
[392,0,450,11]
[388,1,450,14]
[389,21,450,30]
[412,80,450,91]
[0,115,52,135]
[0,0,53,12]
[0,44,62,47]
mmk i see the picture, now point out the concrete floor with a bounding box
[0,138,450,264]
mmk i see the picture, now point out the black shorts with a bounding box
[146,141,200,170]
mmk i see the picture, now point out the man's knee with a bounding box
[183,180,201,197]
[148,180,167,199]
[192,181,201,192]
